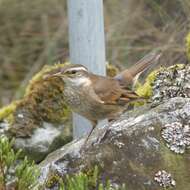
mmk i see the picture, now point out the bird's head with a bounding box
[44,64,91,87]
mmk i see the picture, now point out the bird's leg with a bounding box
[83,121,97,145]
[80,122,97,152]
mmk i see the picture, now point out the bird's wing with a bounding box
[90,74,140,105]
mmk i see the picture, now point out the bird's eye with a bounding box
[70,70,77,74]
[65,70,77,75]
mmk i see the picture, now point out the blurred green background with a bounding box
[0,0,189,106]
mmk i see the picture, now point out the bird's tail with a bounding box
[128,49,162,77]
[114,49,162,86]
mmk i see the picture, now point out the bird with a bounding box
[45,50,161,144]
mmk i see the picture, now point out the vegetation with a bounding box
[59,172,126,190]
[45,166,126,190]
[135,69,160,98]
[0,136,39,190]
[0,101,19,123]
[0,137,126,190]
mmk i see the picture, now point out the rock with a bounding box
[13,122,71,162]
[39,97,190,190]
[0,64,72,162]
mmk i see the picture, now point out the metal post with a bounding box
[67,0,106,139]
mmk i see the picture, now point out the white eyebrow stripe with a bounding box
[66,67,87,72]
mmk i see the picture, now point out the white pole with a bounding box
[67,0,106,139]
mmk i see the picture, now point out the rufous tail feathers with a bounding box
[114,50,162,86]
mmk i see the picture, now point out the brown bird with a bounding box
[46,50,161,143]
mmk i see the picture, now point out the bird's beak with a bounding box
[43,72,63,80]
[52,72,63,77]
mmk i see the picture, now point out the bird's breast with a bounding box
[63,86,123,121]
[63,87,81,106]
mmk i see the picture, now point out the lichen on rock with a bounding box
[136,64,190,105]
[154,170,176,188]
[39,97,190,190]
[151,64,190,105]
[161,122,190,154]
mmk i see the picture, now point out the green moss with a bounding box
[23,63,71,124]
[0,101,19,123]
[0,63,72,137]
[135,69,160,98]
[106,63,119,77]
[25,62,69,96]
[129,68,161,107]
[45,172,61,188]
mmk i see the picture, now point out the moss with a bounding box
[0,101,19,123]
[45,172,61,188]
[135,69,161,98]
[128,68,161,107]
[106,63,119,77]
[11,63,72,136]
[0,63,72,137]
[24,62,71,123]
[186,32,190,61]
[25,62,69,96]
[166,63,185,70]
